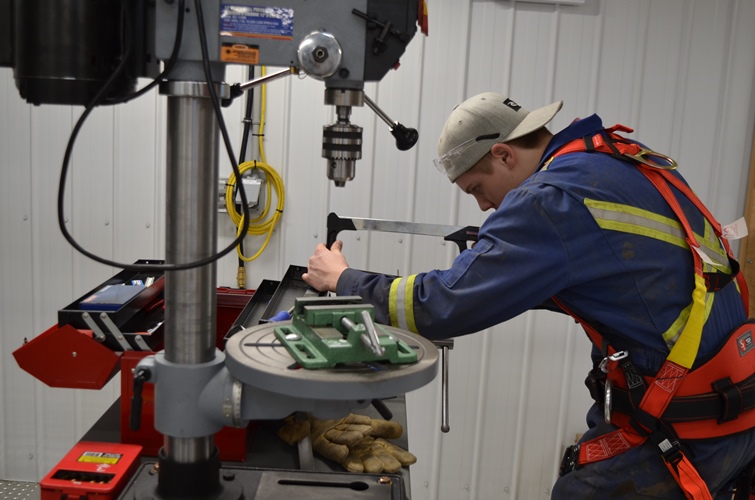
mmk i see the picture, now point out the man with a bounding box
[302,92,755,498]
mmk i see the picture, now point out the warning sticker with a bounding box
[221,43,260,64]
[77,451,122,465]
[220,5,294,40]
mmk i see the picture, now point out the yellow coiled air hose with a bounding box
[224,67,285,263]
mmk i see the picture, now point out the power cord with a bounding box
[56,0,251,272]
[105,0,186,105]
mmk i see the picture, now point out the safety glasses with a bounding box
[433,132,501,173]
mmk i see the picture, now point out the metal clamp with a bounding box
[599,351,628,424]
[598,350,628,373]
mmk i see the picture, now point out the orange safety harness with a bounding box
[550,125,755,500]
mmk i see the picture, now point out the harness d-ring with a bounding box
[624,148,678,170]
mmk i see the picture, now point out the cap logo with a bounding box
[503,99,521,111]
[738,330,753,357]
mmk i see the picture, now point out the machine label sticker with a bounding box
[737,330,753,357]
[220,5,294,40]
[77,451,122,465]
[221,43,260,64]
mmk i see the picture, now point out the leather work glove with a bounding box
[277,413,417,473]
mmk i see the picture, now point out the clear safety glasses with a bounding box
[433,132,501,173]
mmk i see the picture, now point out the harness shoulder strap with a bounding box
[548,128,749,500]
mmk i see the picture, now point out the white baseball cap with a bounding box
[435,92,563,182]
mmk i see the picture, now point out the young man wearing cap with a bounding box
[303,93,755,498]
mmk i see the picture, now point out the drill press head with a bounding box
[290,3,422,187]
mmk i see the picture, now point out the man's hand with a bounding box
[277,413,416,473]
[302,240,349,292]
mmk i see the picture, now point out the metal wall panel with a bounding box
[1,2,755,500]
[0,61,36,481]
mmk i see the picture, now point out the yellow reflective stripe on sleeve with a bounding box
[667,274,708,368]
[388,275,419,333]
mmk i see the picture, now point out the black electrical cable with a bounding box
[105,0,186,105]
[56,0,250,272]
[192,0,251,249]
[236,66,256,272]
[193,0,245,189]
[238,70,255,164]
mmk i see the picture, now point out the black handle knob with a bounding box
[391,123,419,151]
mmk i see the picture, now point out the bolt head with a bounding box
[313,47,328,62]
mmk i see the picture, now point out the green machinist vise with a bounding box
[274,296,418,369]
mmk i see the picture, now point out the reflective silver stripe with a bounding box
[390,276,410,330]
[584,199,730,350]
[586,201,684,239]
[585,199,730,271]
[701,219,730,271]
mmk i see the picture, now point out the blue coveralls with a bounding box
[336,115,755,498]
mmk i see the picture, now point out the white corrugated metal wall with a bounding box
[1,0,755,498]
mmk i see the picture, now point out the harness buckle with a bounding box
[599,350,628,373]
[559,444,580,476]
[657,437,684,466]
[624,148,678,170]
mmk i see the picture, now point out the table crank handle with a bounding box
[441,344,450,433]
[371,399,394,421]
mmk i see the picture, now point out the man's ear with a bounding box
[490,142,515,169]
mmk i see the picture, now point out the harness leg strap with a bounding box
[663,453,714,500]
[647,428,713,500]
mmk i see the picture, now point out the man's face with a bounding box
[454,153,511,211]
[455,143,543,211]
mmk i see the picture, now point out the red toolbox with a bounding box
[15,282,258,462]
[40,442,142,500]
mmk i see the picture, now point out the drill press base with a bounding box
[121,463,406,499]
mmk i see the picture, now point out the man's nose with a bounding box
[478,198,494,211]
